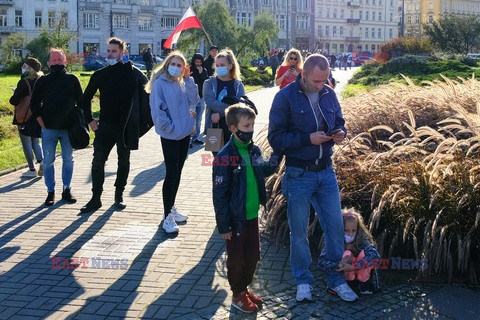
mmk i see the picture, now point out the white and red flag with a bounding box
[163,7,204,49]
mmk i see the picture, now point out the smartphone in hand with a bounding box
[327,128,343,136]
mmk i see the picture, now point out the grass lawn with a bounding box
[0,70,265,172]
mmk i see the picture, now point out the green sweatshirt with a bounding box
[233,136,260,220]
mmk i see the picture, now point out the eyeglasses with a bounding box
[289,57,298,61]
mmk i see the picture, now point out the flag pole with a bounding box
[202,28,213,46]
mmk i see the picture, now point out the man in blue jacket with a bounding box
[268,54,358,302]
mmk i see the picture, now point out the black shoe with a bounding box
[45,192,55,206]
[114,193,127,210]
[193,139,204,146]
[80,198,102,213]
[358,280,374,295]
[62,188,77,203]
[189,142,193,148]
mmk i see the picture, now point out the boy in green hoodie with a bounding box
[213,103,279,313]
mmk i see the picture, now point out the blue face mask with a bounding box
[168,65,182,77]
[216,66,228,77]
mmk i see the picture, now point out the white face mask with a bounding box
[344,234,355,243]
[168,65,182,77]
[106,58,118,66]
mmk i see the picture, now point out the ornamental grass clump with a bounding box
[259,75,480,283]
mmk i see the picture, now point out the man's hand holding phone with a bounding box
[328,128,345,144]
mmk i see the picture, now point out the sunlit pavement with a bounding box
[0,72,478,319]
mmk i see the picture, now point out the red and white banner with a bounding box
[163,7,204,49]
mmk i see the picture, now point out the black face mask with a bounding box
[50,65,65,73]
[236,129,253,143]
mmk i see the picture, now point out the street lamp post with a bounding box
[400,0,405,36]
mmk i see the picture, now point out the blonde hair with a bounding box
[281,48,304,70]
[145,50,186,93]
[215,48,241,81]
[342,208,376,250]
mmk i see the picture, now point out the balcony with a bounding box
[139,5,155,14]
[0,25,15,33]
[345,36,360,42]
[347,1,360,8]
[82,2,101,10]
[347,18,360,24]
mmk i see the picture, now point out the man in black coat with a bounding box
[204,45,218,77]
[80,37,153,213]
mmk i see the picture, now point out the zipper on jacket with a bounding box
[304,92,323,160]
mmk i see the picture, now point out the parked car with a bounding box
[83,57,107,71]
[129,55,148,70]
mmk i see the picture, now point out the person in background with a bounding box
[143,48,154,77]
[10,58,44,178]
[275,48,303,89]
[270,50,280,84]
[147,51,199,233]
[189,53,209,147]
[204,45,219,77]
[203,49,245,145]
[30,49,83,206]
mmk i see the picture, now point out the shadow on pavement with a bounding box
[142,232,227,319]
[0,176,41,193]
[67,225,174,319]
[0,206,115,318]
[129,162,165,197]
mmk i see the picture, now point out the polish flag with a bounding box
[163,7,204,49]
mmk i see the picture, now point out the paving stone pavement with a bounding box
[1,71,478,319]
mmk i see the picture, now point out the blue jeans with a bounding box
[18,127,43,170]
[191,98,205,141]
[41,128,74,192]
[282,165,345,288]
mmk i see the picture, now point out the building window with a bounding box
[366,11,369,20]
[415,15,420,23]
[378,28,381,38]
[333,8,337,19]
[333,26,337,36]
[407,16,411,23]
[325,25,330,36]
[48,11,55,28]
[365,44,369,51]
[83,43,99,55]
[390,12,393,22]
[359,10,363,20]
[0,9,7,27]
[35,11,42,28]
[340,26,344,36]
[371,44,375,51]
[139,0,151,4]
[113,14,130,29]
[428,2,433,10]
[160,17,179,27]
[296,15,309,29]
[139,16,153,31]
[236,12,252,27]
[83,13,98,29]
[341,9,344,19]
[365,27,368,38]
[428,14,433,23]
[372,12,375,21]
[389,28,393,38]
[15,10,22,27]
[371,29,375,38]
[61,12,68,28]
[114,0,131,3]
[277,14,285,29]
[317,25,322,36]
[379,11,382,21]
[326,8,330,18]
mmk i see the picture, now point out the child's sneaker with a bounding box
[232,291,258,313]
[359,280,374,295]
[246,289,264,305]
[327,283,358,302]
[22,169,37,178]
[170,206,188,222]
[162,214,179,233]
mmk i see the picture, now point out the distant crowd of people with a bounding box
[10,38,380,314]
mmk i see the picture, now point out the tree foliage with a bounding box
[0,33,25,64]
[379,36,433,59]
[26,18,77,66]
[176,0,278,61]
[424,14,480,54]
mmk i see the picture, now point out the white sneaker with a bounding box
[22,169,37,178]
[170,206,188,222]
[329,283,359,302]
[162,215,179,233]
[296,284,313,302]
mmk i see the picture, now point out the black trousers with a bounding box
[226,218,260,295]
[91,122,130,197]
[161,135,190,216]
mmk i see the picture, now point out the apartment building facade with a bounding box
[0,0,77,57]
[314,0,398,54]
[402,0,480,38]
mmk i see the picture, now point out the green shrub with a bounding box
[240,65,271,86]
[2,58,24,75]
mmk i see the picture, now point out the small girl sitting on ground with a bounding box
[336,209,382,295]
